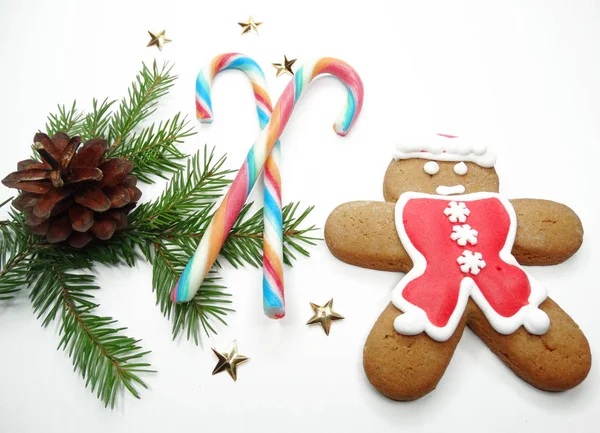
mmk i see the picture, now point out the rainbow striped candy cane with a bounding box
[172,57,364,305]
[195,53,285,319]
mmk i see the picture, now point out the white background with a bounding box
[0,0,599,432]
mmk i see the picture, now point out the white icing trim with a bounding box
[436,185,465,195]
[393,134,497,168]
[453,162,468,175]
[391,192,549,342]
[423,161,439,175]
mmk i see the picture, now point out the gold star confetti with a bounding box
[306,299,344,336]
[211,341,249,381]
[146,30,171,51]
[272,55,297,77]
[238,16,262,35]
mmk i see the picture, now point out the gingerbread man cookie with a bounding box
[325,134,591,400]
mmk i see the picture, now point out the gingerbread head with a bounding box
[325,133,591,401]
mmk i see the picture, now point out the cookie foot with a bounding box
[363,303,467,401]
[468,298,591,391]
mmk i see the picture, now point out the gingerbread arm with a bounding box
[511,199,583,265]
[325,201,412,273]
[325,199,583,272]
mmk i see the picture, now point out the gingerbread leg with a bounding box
[363,302,467,400]
[467,297,591,391]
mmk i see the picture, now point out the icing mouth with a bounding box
[436,185,466,195]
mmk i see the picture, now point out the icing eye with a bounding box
[423,161,440,175]
[454,162,468,175]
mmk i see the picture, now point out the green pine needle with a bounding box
[0,212,41,299]
[281,202,319,264]
[222,202,320,268]
[81,98,116,140]
[172,273,232,345]
[46,100,85,137]
[28,252,153,408]
[151,240,232,344]
[109,113,194,183]
[0,196,13,209]
[107,60,177,155]
[129,146,234,230]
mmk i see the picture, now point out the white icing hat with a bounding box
[393,133,497,168]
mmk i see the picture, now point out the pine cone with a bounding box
[2,132,142,248]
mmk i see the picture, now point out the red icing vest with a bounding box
[391,192,549,342]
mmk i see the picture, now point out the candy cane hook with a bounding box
[195,53,285,318]
[172,57,364,304]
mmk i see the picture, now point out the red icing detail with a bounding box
[437,133,458,138]
[401,197,530,328]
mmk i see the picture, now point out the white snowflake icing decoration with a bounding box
[457,250,486,275]
[444,201,470,223]
[450,224,478,246]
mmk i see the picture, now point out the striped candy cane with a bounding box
[172,57,364,305]
[195,53,285,318]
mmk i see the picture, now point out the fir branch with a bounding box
[129,146,233,231]
[45,100,85,137]
[0,196,12,209]
[281,202,319,265]
[29,251,153,408]
[150,240,231,344]
[0,212,41,299]
[171,273,231,344]
[1,51,323,407]
[220,202,320,267]
[220,204,263,268]
[109,113,194,183]
[81,98,115,140]
[107,61,177,154]
[141,201,318,344]
[119,146,318,344]
[109,147,234,345]
[53,235,140,268]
